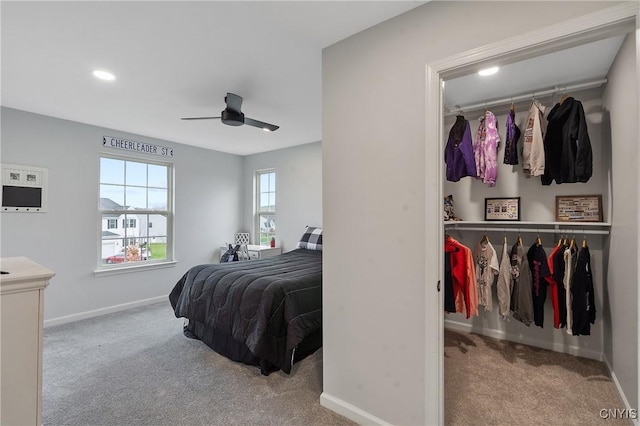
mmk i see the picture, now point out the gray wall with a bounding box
[322,2,625,425]
[602,32,639,411]
[1,107,243,322]
[241,141,322,252]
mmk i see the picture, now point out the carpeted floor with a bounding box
[43,302,632,425]
[444,329,632,425]
[43,301,354,426]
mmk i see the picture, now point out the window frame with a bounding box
[255,168,276,245]
[97,153,175,272]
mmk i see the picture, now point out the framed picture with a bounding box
[556,195,603,222]
[484,197,521,221]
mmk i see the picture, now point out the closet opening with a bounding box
[425,3,638,425]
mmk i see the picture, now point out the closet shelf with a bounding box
[444,220,611,235]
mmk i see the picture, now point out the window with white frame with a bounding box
[255,169,276,245]
[99,156,172,267]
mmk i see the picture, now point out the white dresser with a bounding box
[0,257,54,426]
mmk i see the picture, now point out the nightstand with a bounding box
[246,245,281,260]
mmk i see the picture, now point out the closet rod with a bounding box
[445,226,609,235]
[445,77,608,116]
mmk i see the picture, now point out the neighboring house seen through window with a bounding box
[99,155,172,267]
[255,169,276,245]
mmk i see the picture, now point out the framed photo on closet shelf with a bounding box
[484,197,521,221]
[555,195,603,222]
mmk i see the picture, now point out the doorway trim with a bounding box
[425,2,639,424]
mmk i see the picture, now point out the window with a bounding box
[99,156,172,267]
[255,169,276,245]
[122,218,137,228]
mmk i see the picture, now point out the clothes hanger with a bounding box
[481,231,489,244]
[535,233,542,246]
[557,235,563,247]
[582,235,588,248]
[560,88,571,105]
[569,235,576,250]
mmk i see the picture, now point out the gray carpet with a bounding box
[44,302,631,425]
[444,329,631,425]
[43,301,354,426]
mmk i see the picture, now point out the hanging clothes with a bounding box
[444,115,477,182]
[503,107,521,165]
[473,110,501,187]
[527,241,553,328]
[444,245,458,314]
[474,238,499,312]
[541,96,593,185]
[571,245,596,336]
[546,242,562,329]
[510,240,534,326]
[496,238,512,320]
[552,241,568,328]
[522,100,547,177]
[444,236,479,318]
[563,243,578,335]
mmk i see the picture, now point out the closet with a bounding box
[442,48,613,357]
[434,9,638,421]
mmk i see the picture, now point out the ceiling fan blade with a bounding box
[244,117,279,132]
[180,116,220,120]
[225,93,243,113]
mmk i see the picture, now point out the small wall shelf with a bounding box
[444,220,611,235]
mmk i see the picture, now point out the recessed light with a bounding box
[93,70,116,81]
[262,128,271,132]
[478,66,499,76]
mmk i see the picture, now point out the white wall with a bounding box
[241,141,322,252]
[602,32,639,411]
[322,2,623,425]
[0,107,243,323]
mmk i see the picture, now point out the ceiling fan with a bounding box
[181,92,279,132]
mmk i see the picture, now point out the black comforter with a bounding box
[169,249,322,374]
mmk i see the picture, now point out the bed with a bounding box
[169,247,322,375]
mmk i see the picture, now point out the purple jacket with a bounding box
[445,115,477,182]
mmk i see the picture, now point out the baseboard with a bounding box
[602,354,639,426]
[44,295,167,327]
[320,392,391,426]
[444,319,602,361]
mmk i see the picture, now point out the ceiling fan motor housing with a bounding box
[221,108,244,126]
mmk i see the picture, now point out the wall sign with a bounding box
[484,197,521,221]
[556,195,603,222]
[102,136,174,158]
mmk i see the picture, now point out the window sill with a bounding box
[93,260,177,277]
